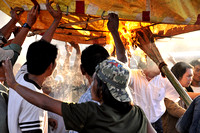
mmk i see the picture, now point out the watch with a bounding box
[22,23,31,29]
[0,32,7,44]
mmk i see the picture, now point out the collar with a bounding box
[24,73,41,90]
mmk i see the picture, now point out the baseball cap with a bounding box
[0,48,14,62]
[95,58,132,102]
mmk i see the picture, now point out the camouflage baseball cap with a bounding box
[95,58,132,102]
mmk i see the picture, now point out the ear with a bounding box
[46,63,55,75]
[80,64,86,75]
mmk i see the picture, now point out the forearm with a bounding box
[13,83,62,116]
[111,31,127,63]
[187,92,200,100]
[11,28,29,46]
[0,19,17,39]
[41,20,59,42]
[74,48,81,68]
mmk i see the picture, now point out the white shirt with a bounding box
[8,64,48,133]
[129,69,167,123]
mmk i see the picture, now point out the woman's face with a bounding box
[179,68,193,87]
[193,65,200,83]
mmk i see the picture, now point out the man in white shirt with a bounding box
[8,0,62,132]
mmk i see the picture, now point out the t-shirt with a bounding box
[8,69,48,133]
[62,102,148,133]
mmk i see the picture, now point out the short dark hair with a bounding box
[171,62,193,80]
[81,44,109,77]
[26,40,58,75]
[95,75,132,114]
[190,59,200,67]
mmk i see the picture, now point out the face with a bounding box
[179,68,193,87]
[193,65,200,82]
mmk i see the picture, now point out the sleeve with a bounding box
[3,43,22,65]
[61,102,88,132]
[164,98,185,118]
[176,96,200,133]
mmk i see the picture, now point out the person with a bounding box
[171,62,194,89]
[78,44,110,103]
[0,5,37,133]
[0,48,15,133]
[76,14,167,133]
[7,0,62,132]
[176,95,200,133]
[3,57,156,133]
[186,59,200,92]
[78,13,126,104]
[0,7,24,47]
[161,62,193,133]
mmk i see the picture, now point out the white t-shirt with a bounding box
[129,69,169,123]
[8,64,48,133]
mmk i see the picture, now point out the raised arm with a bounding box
[69,41,81,68]
[3,6,38,65]
[107,13,127,63]
[3,59,63,116]
[0,7,24,40]
[41,0,62,42]
[11,6,38,46]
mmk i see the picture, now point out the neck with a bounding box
[28,74,45,87]
[191,80,200,87]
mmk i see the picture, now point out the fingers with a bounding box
[108,13,118,20]
[34,5,39,15]
[49,1,54,6]
[2,59,12,76]
[13,7,24,12]
[136,27,154,45]
[56,3,61,12]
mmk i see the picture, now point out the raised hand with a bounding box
[2,59,17,89]
[27,6,39,27]
[46,0,62,21]
[10,7,24,22]
[136,27,154,46]
[69,41,80,53]
[65,43,73,57]
[107,13,119,33]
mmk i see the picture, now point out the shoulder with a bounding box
[78,87,92,103]
[3,43,22,54]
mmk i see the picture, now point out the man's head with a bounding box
[81,44,109,77]
[92,58,132,103]
[138,57,160,78]
[0,48,14,81]
[26,40,58,75]
[171,62,193,87]
[190,59,200,84]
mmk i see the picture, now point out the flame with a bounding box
[106,21,152,62]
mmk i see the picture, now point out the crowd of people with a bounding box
[0,0,200,133]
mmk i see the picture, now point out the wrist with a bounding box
[10,18,18,24]
[22,23,31,29]
[13,83,19,90]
